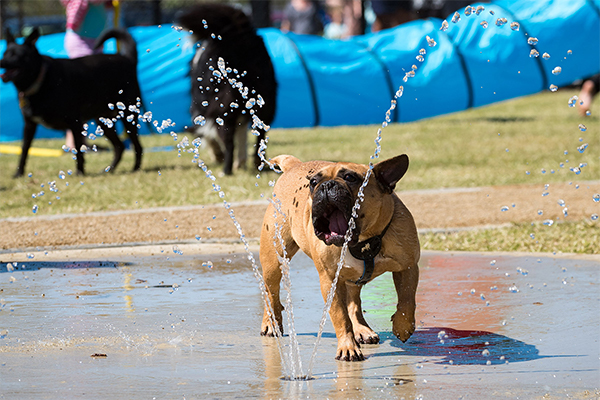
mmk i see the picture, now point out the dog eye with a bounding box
[344,173,358,183]
[309,176,319,188]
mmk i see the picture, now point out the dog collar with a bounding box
[20,62,47,97]
[348,217,393,286]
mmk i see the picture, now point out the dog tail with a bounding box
[94,28,138,64]
[271,155,301,173]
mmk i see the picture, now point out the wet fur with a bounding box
[178,3,277,175]
[259,155,420,361]
[0,27,143,177]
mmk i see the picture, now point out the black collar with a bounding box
[348,216,393,286]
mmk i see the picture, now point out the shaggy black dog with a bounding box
[0,27,144,177]
[179,3,277,175]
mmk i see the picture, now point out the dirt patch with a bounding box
[1,181,598,251]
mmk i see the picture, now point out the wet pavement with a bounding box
[0,250,598,399]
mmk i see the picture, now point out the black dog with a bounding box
[0,27,143,177]
[179,3,277,175]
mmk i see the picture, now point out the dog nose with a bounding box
[322,180,336,190]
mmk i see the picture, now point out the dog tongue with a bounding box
[328,209,348,236]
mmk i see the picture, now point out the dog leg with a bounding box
[234,121,247,170]
[126,121,143,171]
[259,207,299,337]
[345,282,380,344]
[253,127,265,170]
[102,122,124,173]
[391,265,419,342]
[15,119,37,178]
[70,123,86,175]
[316,265,364,361]
[220,126,235,175]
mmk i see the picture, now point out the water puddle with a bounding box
[1,251,597,398]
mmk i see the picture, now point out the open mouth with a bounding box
[0,68,18,83]
[313,204,351,247]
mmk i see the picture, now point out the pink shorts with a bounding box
[64,29,102,58]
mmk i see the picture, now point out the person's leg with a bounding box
[578,74,599,116]
[64,31,98,149]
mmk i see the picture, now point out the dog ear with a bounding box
[4,28,15,43]
[24,28,40,47]
[373,154,409,194]
[271,155,301,173]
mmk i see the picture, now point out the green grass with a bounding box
[2,89,597,220]
[420,220,600,254]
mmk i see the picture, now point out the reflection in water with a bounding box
[0,261,128,273]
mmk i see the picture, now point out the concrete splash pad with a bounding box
[1,250,598,399]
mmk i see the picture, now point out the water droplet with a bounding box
[495,18,507,26]
[490,260,496,266]
[557,199,565,207]
[172,245,183,255]
[537,209,543,215]
[27,253,34,259]
[562,207,568,217]
[58,171,65,179]
[510,21,520,31]
[542,52,550,60]
[500,206,509,212]
[576,143,589,155]
[591,214,598,221]
[480,21,488,28]
[470,288,476,294]
[527,37,539,45]
[416,54,424,62]
[426,35,437,47]
[32,205,38,214]
[592,194,600,203]
[549,84,558,92]
[568,96,578,107]
[508,285,519,293]
[551,66,561,75]
[195,235,202,241]
[529,49,539,58]
[216,118,224,126]
[451,12,460,23]
[440,20,449,31]
[482,349,490,357]
[419,48,426,55]
[530,233,535,239]
[542,219,554,226]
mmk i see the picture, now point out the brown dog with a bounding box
[259,154,420,361]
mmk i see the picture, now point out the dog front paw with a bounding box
[391,311,415,343]
[335,335,364,361]
[354,326,380,345]
[260,318,283,337]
